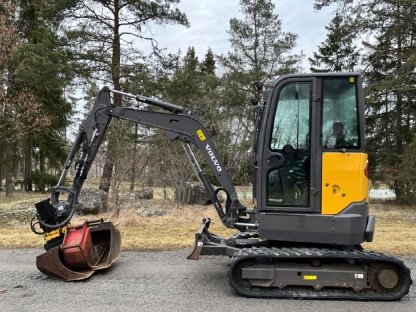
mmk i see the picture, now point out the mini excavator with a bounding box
[31,73,412,300]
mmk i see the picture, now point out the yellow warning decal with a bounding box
[303,275,318,281]
[196,129,206,142]
[349,77,355,83]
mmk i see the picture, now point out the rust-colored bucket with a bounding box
[36,220,121,281]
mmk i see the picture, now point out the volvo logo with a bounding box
[205,143,222,173]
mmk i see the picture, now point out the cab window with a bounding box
[270,82,310,151]
[267,82,311,207]
[321,78,360,149]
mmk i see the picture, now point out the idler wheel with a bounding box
[377,268,399,289]
[368,263,400,291]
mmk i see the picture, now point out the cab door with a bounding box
[259,77,320,212]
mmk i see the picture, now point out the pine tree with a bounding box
[61,0,189,192]
[308,13,360,72]
[0,0,71,193]
[201,48,216,75]
[218,0,302,183]
[183,47,198,73]
[163,47,200,110]
[315,0,416,201]
[364,0,416,200]
[11,0,73,191]
[222,0,301,94]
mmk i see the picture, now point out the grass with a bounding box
[0,191,238,250]
[0,192,44,206]
[363,203,416,255]
[116,208,236,250]
[0,191,415,255]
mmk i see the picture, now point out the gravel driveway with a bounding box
[0,249,414,312]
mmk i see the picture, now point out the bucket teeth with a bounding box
[36,221,121,281]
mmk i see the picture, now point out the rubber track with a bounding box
[229,247,412,301]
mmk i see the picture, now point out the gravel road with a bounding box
[0,249,414,312]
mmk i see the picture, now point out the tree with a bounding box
[218,0,302,183]
[0,0,18,192]
[315,0,416,201]
[62,0,189,193]
[221,0,301,95]
[158,47,221,201]
[364,1,416,199]
[201,48,216,75]
[0,1,66,195]
[11,0,74,191]
[308,13,360,72]
[115,47,225,203]
[396,134,416,203]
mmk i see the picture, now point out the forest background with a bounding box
[0,0,415,205]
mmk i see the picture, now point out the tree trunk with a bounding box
[4,143,13,197]
[5,173,13,197]
[23,139,33,191]
[99,1,121,193]
[129,124,138,191]
[39,152,45,173]
[99,148,114,193]
[0,142,3,190]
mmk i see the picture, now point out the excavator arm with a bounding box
[34,87,247,235]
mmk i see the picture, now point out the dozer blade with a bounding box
[187,219,209,260]
[36,221,121,281]
[187,218,240,260]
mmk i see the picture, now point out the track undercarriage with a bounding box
[189,218,412,301]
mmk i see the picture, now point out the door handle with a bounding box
[266,153,285,168]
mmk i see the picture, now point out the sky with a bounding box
[148,0,335,69]
[70,0,336,136]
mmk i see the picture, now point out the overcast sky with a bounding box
[149,0,335,70]
[70,1,336,136]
